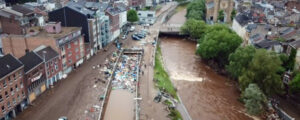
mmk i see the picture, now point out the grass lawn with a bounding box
[154,45,178,100]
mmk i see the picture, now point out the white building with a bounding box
[137,10,156,25]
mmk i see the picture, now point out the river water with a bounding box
[160,37,253,120]
[103,89,134,120]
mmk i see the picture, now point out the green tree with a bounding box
[289,73,300,93]
[239,49,283,95]
[218,10,224,22]
[196,25,242,66]
[227,46,256,79]
[186,0,206,20]
[231,9,237,20]
[242,83,267,115]
[287,49,297,70]
[180,19,206,39]
[127,9,139,23]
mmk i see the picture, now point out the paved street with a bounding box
[13,2,177,120]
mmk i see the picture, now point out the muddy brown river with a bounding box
[160,37,253,120]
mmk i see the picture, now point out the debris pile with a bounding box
[112,54,140,93]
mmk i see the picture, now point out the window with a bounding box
[47,71,50,76]
[22,91,25,97]
[75,48,79,52]
[46,63,49,68]
[61,47,65,52]
[55,64,58,70]
[68,60,72,64]
[15,85,18,92]
[62,55,65,59]
[17,94,20,102]
[147,14,153,17]
[68,51,72,56]
[76,55,79,60]
[13,74,16,80]
[5,91,8,98]
[19,71,22,78]
[68,44,71,49]
[74,40,78,45]
[8,77,11,84]
[20,81,23,89]
[12,98,16,105]
[0,95,3,102]
[7,102,10,108]
[3,81,6,88]
[51,69,54,73]
[10,88,13,95]
[2,106,5,113]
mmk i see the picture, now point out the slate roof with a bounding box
[280,27,295,36]
[254,39,280,49]
[36,46,59,62]
[0,54,23,79]
[67,1,95,16]
[19,52,43,73]
[12,5,34,15]
[289,40,300,49]
[235,13,251,26]
[85,2,109,11]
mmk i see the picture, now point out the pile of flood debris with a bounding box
[112,54,141,93]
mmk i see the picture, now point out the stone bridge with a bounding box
[159,23,185,36]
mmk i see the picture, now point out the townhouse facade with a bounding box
[35,46,62,89]
[0,54,27,120]
[19,52,47,104]
[1,22,85,75]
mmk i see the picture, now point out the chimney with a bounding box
[25,49,29,53]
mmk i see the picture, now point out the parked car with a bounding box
[130,26,135,32]
[122,35,127,40]
[136,33,145,38]
[58,116,68,120]
[132,34,141,40]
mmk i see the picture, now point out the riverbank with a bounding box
[154,44,183,120]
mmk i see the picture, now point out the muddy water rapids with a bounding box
[160,37,253,120]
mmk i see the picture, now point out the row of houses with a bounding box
[0,45,62,119]
[0,0,145,119]
[232,0,300,70]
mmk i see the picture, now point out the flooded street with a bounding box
[104,89,134,120]
[160,37,253,120]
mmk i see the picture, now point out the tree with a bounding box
[289,73,300,93]
[218,10,224,22]
[242,83,267,115]
[227,46,256,79]
[287,48,297,70]
[180,19,206,39]
[186,0,206,20]
[196,25,242,66]
[231,9,237,20]
[127,10,139,23]
[239,49,283,95]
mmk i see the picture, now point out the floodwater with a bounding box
[103,89,134,120]
[160,37,253,120]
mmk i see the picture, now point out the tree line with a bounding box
[181,0,299,116]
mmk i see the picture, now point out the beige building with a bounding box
[206,0,234,23]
